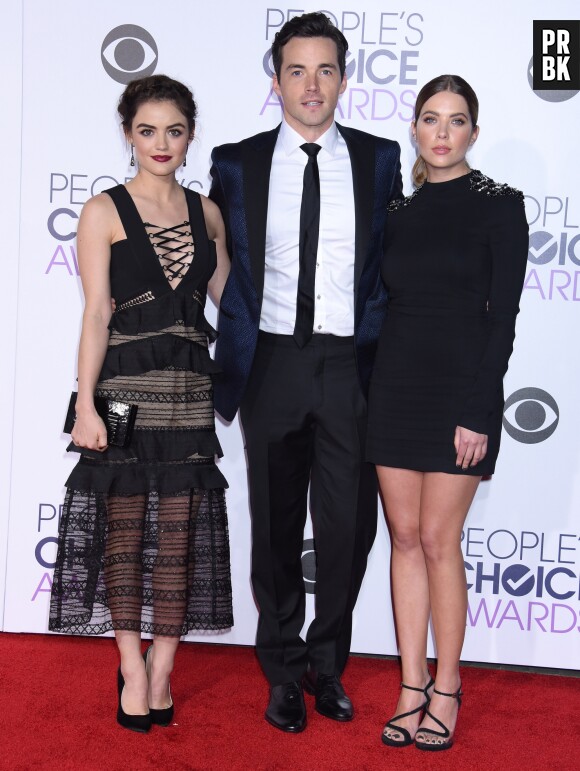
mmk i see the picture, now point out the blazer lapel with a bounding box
[242,126,280,300]
[337,124,375,294]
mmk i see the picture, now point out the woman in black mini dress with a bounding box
[367,75,528,751]
[49,75,232,732]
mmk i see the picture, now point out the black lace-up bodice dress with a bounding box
[49,185,233,636]
[366,171,529,475]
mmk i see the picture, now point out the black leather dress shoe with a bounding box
[303,672,354,722]
[265,681,307,733]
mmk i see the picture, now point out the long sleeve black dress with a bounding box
[367,170,529,475]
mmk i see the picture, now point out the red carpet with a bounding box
[0,633,576,770]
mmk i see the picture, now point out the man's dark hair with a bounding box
[271,12,349,80]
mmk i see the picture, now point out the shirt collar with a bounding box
[279,119,339,157]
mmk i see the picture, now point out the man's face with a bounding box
[273,36,347,141]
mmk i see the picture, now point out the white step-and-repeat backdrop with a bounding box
[1,0,579,670]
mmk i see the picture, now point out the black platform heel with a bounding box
[381,676,434,747]
[117,667,151,733]
[414,686,463,751]
[143,645,174,727]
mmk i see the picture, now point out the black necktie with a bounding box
[293,143,321,348]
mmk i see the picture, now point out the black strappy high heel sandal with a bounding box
[143,645,174,727]
[381,676,434,747]
[414,686,463,751]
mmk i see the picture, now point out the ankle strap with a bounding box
[433,687,463,699]
[400,682,426,694]
[401,676,434,695]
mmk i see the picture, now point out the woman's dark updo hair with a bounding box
[412,74,479,187]
[118,74,197,136]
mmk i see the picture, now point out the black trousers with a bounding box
[239,332,378,686]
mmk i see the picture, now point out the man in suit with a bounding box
[210,12,402,732]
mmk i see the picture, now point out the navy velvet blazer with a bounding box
[209,123,402,422]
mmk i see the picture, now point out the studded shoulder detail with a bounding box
[387,185,424,212]
[469,170,524,203]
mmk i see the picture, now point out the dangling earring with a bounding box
[183,153,187,168]
[130,144,135,167]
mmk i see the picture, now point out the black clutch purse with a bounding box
[64,392,138,447]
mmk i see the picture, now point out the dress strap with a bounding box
[105,185,149,244]
[182,188,213,289]
[104,185,173,292]
[183,188,208,240]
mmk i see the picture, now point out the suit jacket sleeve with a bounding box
[390,150,404,203]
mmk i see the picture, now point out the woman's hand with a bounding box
[454,425,487,469]
[71,408,108,452]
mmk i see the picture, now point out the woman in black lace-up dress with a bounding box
[49,75,232,732]
[366,76,528,751]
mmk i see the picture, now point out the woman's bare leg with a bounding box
[416,472,480,744]
[377,467,432,741]
[146,636,178,709]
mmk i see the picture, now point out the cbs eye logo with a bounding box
[503,387,559,444]
[302,538,317,595]
[101,25,158,84]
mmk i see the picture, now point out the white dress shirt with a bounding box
[259,120,356,336]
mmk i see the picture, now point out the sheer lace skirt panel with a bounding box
[49,487,232,636]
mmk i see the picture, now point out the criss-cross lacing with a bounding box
[145,221,194,287]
